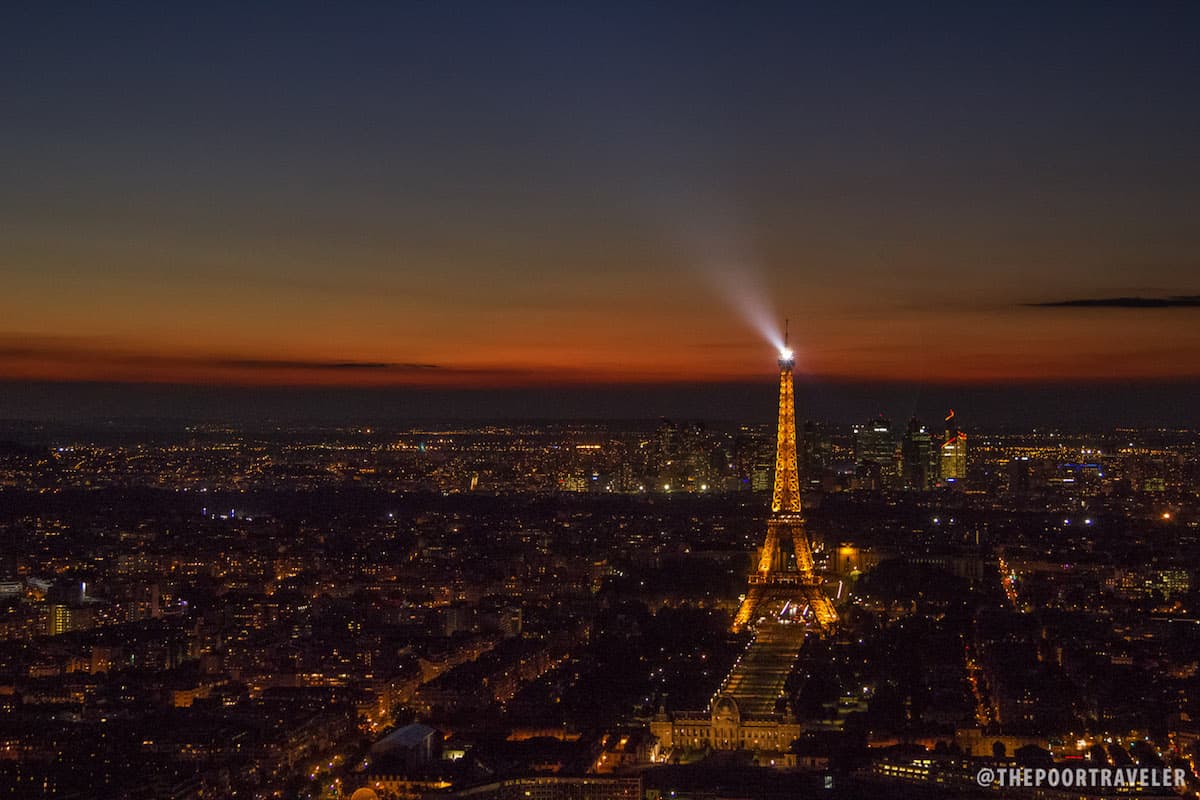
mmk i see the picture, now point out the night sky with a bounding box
[3,3,1199,420]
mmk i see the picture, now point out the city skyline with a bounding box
[5,5,1200,799]
[5,3,1200,397]
[2,350,1196,798]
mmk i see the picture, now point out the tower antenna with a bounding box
[784,318,789,346]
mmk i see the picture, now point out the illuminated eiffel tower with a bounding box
[732,333,837,632]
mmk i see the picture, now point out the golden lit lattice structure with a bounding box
[733,345,836,632]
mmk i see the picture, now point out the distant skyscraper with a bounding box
[854,415,897,486]
[800,420,830,484]
[750,461,772,492]
[901,417,938,490]
[653,418,677,489]
[733,427,772,492]
[678,421,715,490]
[940,409,967,484]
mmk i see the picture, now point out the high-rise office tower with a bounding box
[940,409,967,484]
[800,420,830,485]
[901,417,938,490]
[854,414,897,487]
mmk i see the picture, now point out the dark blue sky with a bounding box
[3,2,1199,418]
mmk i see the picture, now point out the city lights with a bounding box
[0,2,1195,797]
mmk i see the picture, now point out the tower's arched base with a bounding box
[732,582,837,633]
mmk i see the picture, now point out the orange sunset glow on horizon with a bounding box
[4,299,1200,387]
[4,3,1199,400]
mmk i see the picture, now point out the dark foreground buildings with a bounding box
[0,381,1198,798]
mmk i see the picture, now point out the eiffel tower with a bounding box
[732,334,837,632]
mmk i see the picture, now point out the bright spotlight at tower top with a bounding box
[778,318,794,367]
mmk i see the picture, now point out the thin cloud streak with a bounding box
[1029,295,1200,308]
[211,359,440,371]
